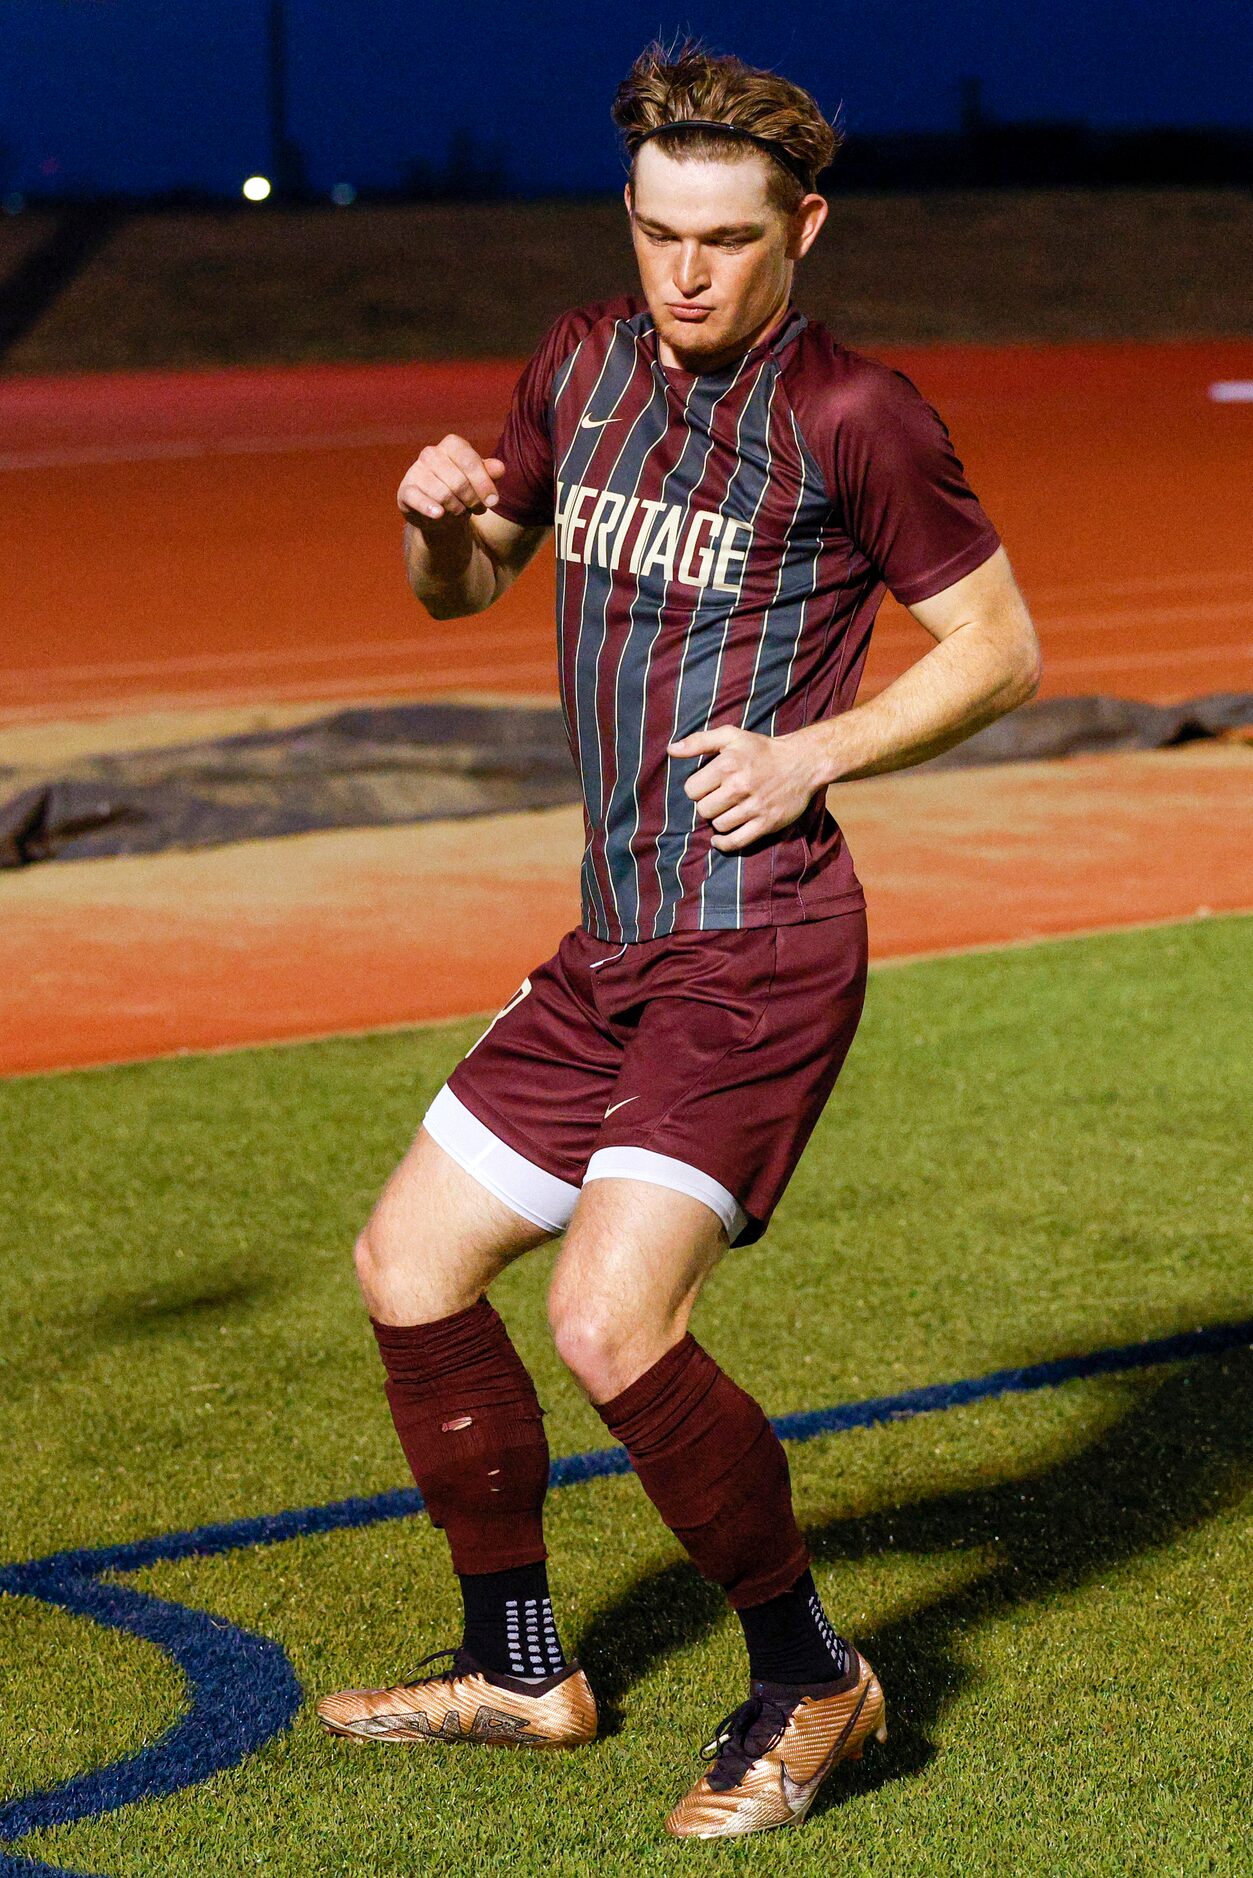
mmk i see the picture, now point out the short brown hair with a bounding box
[612,38,842,215]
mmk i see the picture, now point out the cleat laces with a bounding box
[699,1692,794,1792]
[399,1646,477,1688]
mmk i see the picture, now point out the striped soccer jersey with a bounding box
[491,296,1001,943]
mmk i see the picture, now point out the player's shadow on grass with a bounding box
[91,1270,279,1339]
[575,1344,1253,1781]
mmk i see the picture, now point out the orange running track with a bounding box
[3,339,1251,725]
[2,747,1248,1077]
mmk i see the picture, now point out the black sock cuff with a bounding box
[737,1567,851,1687]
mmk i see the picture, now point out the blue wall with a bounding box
[1,0,1250,199]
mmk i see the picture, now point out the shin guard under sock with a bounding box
[370,1298,550,1576]
[595,1333,809,1609]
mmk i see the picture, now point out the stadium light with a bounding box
[242,175,272,202]
[331,182,357,206]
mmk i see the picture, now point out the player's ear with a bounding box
[788,192,828,261]
[623,178,633,219]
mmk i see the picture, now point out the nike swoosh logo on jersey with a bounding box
[604,1096,639,1117]
[580,413,621,428]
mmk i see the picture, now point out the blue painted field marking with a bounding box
[1,1316,1249,1878]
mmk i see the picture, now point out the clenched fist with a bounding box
[398,435,506,524]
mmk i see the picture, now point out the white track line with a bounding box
[0,666,561,725]
[0,426,436,473]
[11,637,1245,714]
[0,626,541,685]
[867,598,1253,645]
[1038,641,1252,677]
[1,385,1242,470]
[1024,569,1253,604]
[8,631,1246,713]
[1034,600,1253,633]
[14,585,1239,691]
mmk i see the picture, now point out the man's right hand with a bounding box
[397,435,507,524]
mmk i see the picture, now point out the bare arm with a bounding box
[397,433,550,620]
[806,544,1042,781]
[669,546,1043,852]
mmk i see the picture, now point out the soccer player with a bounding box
[317,42,1041,1838]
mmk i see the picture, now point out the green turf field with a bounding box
[2,916,1250,1876]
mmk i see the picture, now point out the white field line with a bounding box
[2,385,1244,471]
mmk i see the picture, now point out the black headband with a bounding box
[630,118,815,190]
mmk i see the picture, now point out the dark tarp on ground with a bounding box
[2,692,1250,869]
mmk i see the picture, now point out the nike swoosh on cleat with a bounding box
[780,1682,873,1812]
[779,1763,823,1815]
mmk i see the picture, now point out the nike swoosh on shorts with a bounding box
[604,1096,639,1117]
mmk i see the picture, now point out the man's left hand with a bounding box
[667,725,826,853]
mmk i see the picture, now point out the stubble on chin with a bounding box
[657,314,729,361]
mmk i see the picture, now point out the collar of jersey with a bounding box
[644,300,807,383]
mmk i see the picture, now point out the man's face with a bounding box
[625,142,825,369]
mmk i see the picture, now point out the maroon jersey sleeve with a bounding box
[790,335,1001,604]
[491,298,638,527]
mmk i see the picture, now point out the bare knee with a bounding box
[353,1206,433,1321]
[549,1297,626,1403]
[359,1202,499,1325]
[548,1285,673,1404]
[354,1131,550,1325]
[353,1216,389,1297]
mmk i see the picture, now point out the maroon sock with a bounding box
[595,1334,809,1609]
[370,1298,549,1575]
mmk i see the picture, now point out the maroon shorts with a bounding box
[435,911,868,1246]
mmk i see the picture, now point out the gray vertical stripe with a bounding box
[762,408,837,734]
[703,388,827,923]
[650,365,781,937]
[750,407,831,732]
[695,362,792,927]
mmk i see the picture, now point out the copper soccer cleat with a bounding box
[664,1646,887,1838]
[316,1647,598,1749]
